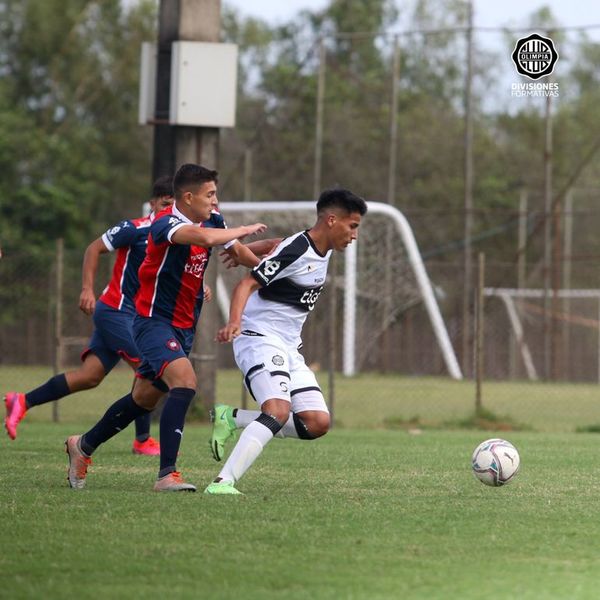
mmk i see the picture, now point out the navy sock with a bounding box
[158,387,195,477]
[134,412,152,442]
[81,393,150,455]
[25,374,70,409]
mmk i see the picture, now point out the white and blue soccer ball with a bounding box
[471,438,520,487]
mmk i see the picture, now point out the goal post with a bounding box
[218,201,463,380]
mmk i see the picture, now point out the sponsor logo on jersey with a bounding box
[272,355,284,366]
[166,339,181,352]
[300,287,323,311]
[184,253,208,278]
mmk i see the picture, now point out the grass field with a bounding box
[2,423,600,599]
[3,366,600,598]
[3,365,600,432]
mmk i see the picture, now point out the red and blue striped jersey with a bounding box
[135,204,227,329]
[99,216,152,313]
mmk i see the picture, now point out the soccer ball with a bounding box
[471,438,520,487]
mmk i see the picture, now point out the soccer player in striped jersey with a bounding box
[4,177,174,455]
[205,188,367,495]
[64,163,268,492]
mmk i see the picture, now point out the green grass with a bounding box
[2,424,600,599]
[3,365,600,432]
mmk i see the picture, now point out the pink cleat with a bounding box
[132,437,160,456]
[4,392,27,440]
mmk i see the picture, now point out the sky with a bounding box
[223,0,600,32]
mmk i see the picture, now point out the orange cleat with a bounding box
[4,392,27,440]
[132,437,161,456]
[65,435,92,489]
[153,471,196,492]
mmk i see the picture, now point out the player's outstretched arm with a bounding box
[79,237,109,315]
[171,223,267,248]
[220,238,283,269]
[216,275,262,343]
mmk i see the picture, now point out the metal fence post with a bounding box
[475,252,485,414]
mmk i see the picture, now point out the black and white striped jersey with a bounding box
[242,230,332,346]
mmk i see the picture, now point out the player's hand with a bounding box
[79,288,96,315]
[216,322,241,343]
[219,249,239,269]
[204,284,213,302]
[239,223,267,240]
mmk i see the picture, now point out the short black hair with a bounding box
[316,188,368,216]
[173,164,218,199]
[152,175,173,198]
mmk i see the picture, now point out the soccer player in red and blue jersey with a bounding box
[4,177,174,455]
[64,163,268,492]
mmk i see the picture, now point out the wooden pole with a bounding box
[53,238,64,423]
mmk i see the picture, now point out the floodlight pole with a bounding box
[152,0,222,412]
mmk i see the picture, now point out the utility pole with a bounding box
[152,0,222,413]
[542,92,553,381]
[313,37,326,200]
[462,0,474,377]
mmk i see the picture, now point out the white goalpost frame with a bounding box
[484,287,600,383]
[218,201,463,380]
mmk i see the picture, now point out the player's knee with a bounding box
[175,376,196,390]
[303,412,330,438]
[85,373,104,388]
[71,371,104,390]
[262,399,290,425]
[309,413,330,438]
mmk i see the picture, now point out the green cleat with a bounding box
[204,480,243,495]
[209,404,237,461]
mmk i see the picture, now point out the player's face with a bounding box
[188,181,218,223]
[329,211,362,251]
[150,195,173,215]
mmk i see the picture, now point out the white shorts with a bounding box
[232,333,329,414]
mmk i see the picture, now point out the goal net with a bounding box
[483,287,600,382]
[216,201,462,379]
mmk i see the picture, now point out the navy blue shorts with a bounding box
[82,300,140,374]
[133,315,194,385]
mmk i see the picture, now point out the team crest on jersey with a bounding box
[272,355,284,366]
[166,339,181,352]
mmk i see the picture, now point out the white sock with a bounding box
[233,408,260,428]
[234,409,299,439]
[218,420,274,483]
[276,414,300,438]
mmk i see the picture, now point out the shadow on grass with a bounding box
[383,408,532,432]
[575,423,600,433]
